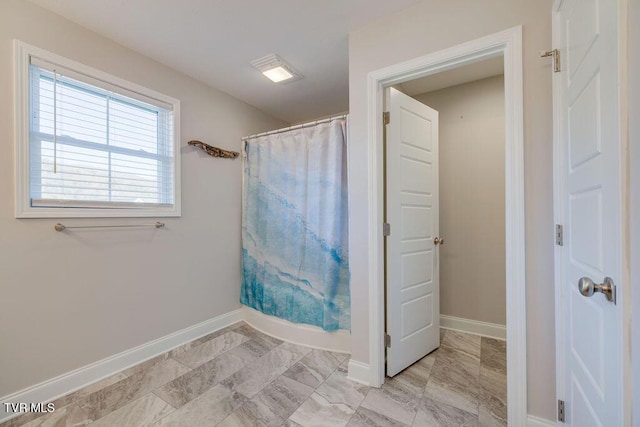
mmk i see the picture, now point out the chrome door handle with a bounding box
[434,237,444,245]
[578,277,616,304]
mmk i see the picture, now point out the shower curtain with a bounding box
[241,118,349,331]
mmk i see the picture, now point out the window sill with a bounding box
[15,205,181,219]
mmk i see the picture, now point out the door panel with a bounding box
[401,251,432,290]
[568,74,600,169]
[402,294,433,338]
[569,189,603,271]
[401,206,432,239]
[386,87,439,377]
[566,0,599,79]
[569,289,605,392]
[401,157,433,194]
[571,380,601,427]
[555,0,622,424]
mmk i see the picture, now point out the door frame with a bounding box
[365,26,527,424]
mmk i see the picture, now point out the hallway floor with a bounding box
[2,323,506,427]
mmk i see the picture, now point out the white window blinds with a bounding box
[28,57,175,210]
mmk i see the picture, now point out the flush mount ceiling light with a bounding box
[250,54,302,84]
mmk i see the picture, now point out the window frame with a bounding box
[14,40,182,218]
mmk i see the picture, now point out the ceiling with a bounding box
[398,56,504,96]
[28,0,422,124]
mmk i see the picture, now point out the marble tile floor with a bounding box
[1,323,506,427]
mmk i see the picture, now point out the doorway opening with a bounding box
[383,57,507,423]
[365,27,526,424]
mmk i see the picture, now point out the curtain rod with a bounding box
[242,114,348,141]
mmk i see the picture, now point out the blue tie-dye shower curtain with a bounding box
[241,119,349,331]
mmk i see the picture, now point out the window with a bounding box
[14,41,181,218]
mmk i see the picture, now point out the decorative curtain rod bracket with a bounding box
[187,140,239,159]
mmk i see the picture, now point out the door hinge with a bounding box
[383,222,391,236]
[383,111,390,125]
[540,49,561,72]
[556,224,564,246]
[557,399,565,422]
[385,333,391,348]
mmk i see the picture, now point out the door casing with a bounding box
[364,26,527,425]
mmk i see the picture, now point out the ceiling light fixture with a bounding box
[250,54,302,84]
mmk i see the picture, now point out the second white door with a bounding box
[554,0,624,424]
[385,87,440,376]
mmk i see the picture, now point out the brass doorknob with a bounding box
[434,237,444,245]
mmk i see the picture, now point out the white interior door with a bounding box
[385,87,440,377]
[554,0,623,424]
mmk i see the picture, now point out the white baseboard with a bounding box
[242,306,350,353]
[0,309,243,423]
[440,314,506,340]
[346,359,371,386]
[527,415,556,426]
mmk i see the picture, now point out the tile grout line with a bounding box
[409,347,438,426]
[284,356,334,425]
[210,340,316,425]
[285,352,354,425]
[80,349,210,425]
[319,352,361,425]
[146,393,177,427]
[146,347,247,427]
[170,330,250,370]
[245,340,309,396]
[149,332,261,424]
[320,352,367,425]
[167,356,193,372]
[223,340,284,405]
[85,392,161,425]
[85,328,252,424]
[148,346,235,427]
[74,403,93,425]
[406,332,446,427]
[150,389,180,410]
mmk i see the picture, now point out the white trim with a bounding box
[527,415,557,427]
[618,2,632,425]
[346,360,371,386]
[440,315,506,340]
[242,306,350,354]
[365,26,527,425]
[628,0,639,423]
[13,40,182,219]
[0,309,242,423]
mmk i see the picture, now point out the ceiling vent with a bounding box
[250,54,302,84]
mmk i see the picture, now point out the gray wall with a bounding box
[414,75,506,326]
[348,0,555,419]
[0,0,286,397]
